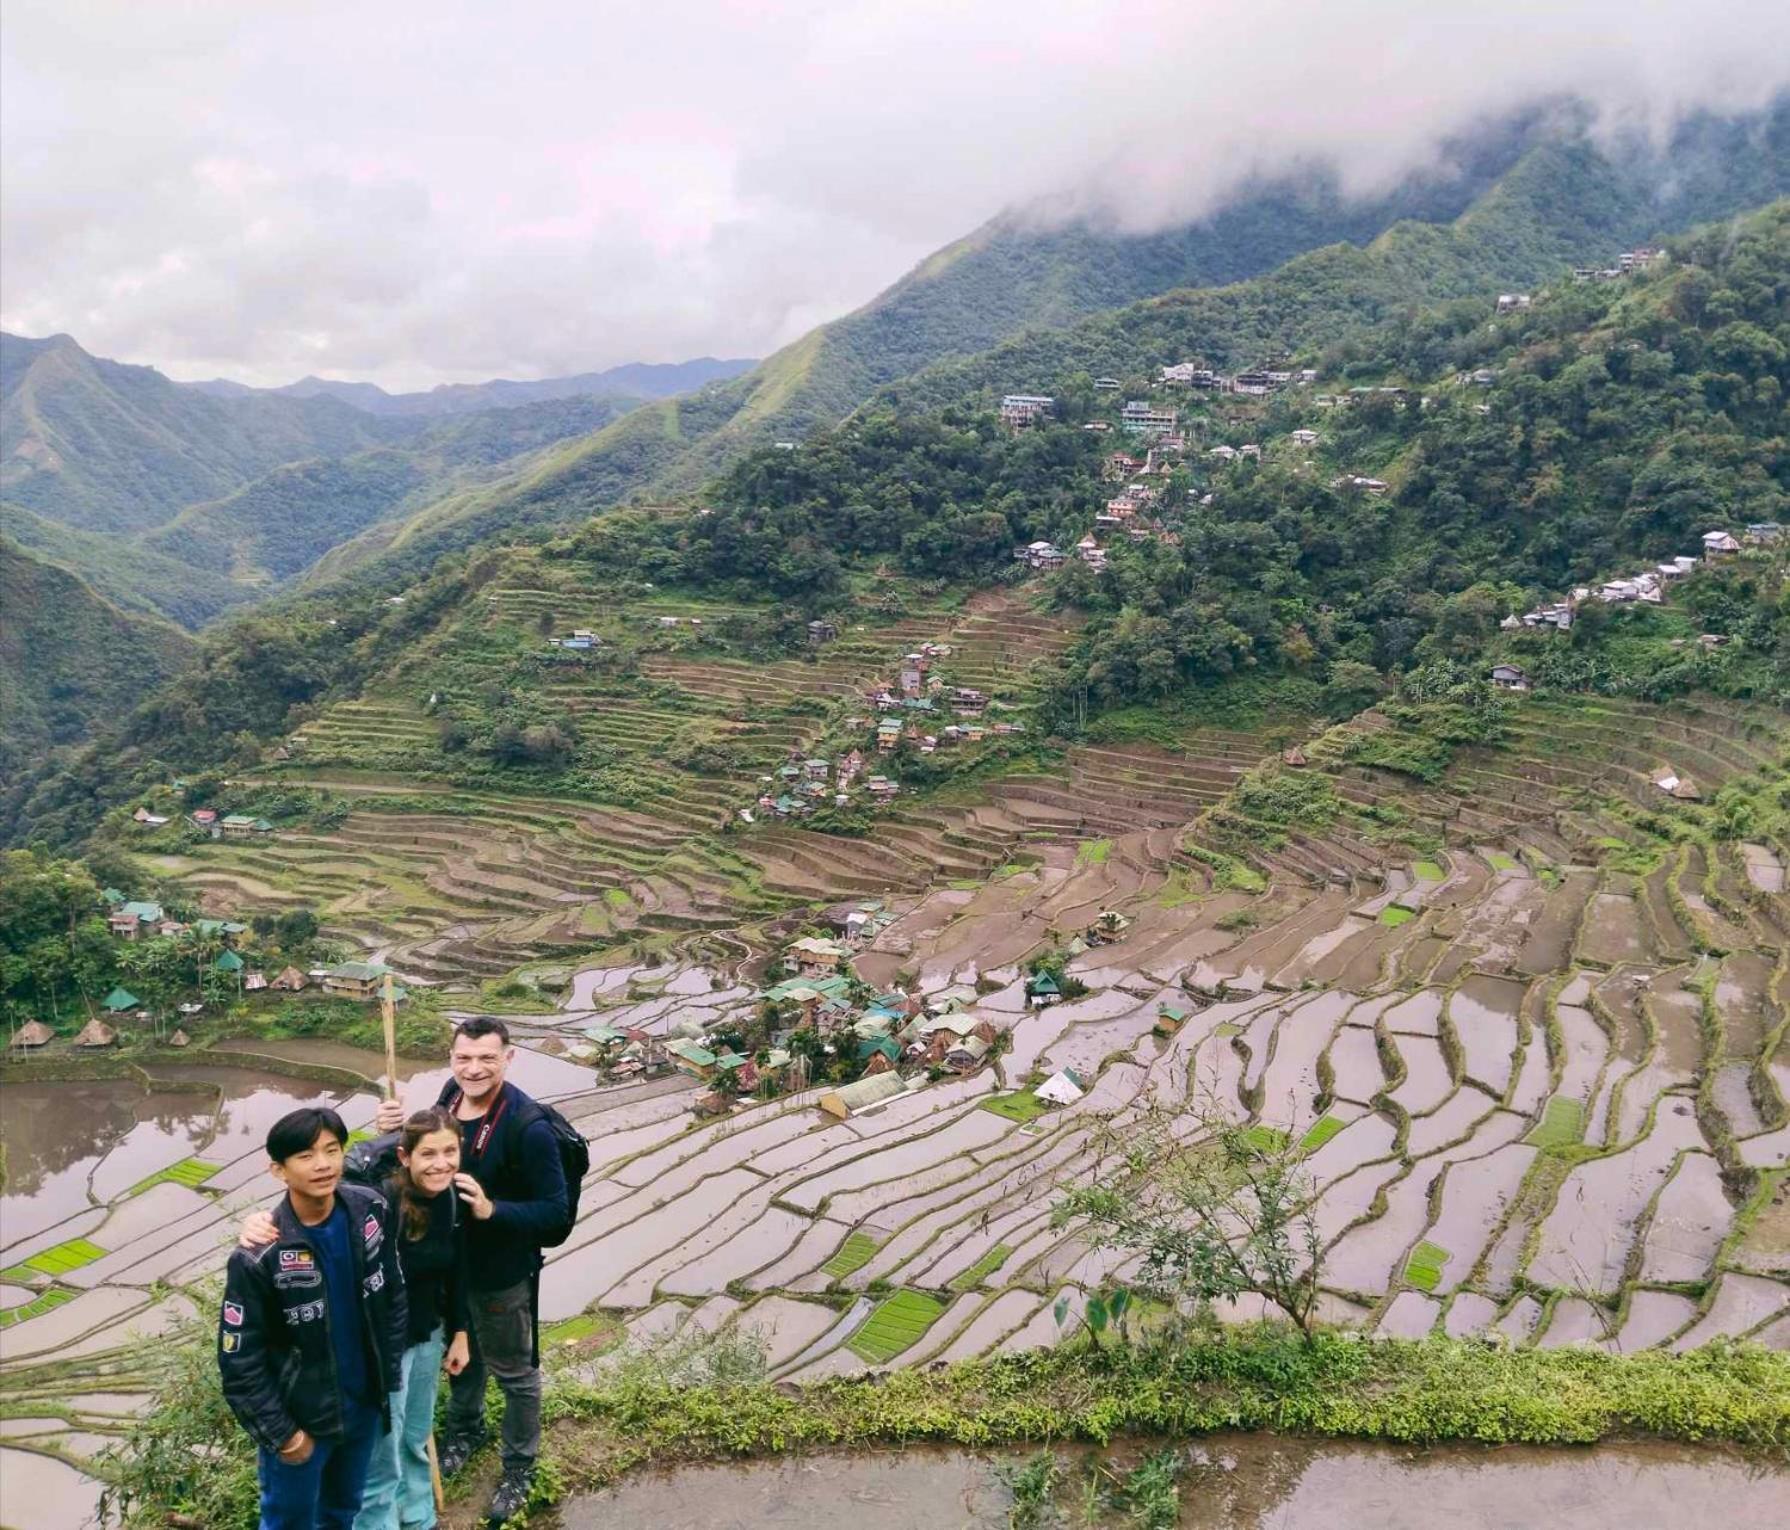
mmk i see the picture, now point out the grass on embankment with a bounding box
[539,1331,1790,1496]
[99,1322,1790,1525]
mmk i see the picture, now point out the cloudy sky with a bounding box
[4,1,1787,390]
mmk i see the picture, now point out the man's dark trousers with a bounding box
[446,1279,541,1471]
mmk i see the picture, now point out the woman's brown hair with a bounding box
[392,1107,459,1241]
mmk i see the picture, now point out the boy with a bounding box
[219,1106,407,1530]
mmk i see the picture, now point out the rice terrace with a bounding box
[5,569,1787,1520]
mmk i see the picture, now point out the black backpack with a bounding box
[437,1084,590,1247]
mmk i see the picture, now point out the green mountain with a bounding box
[0,537,196,782]
[137,392,632,587]
[1,504,260,628]
[313,101,1790,589]
[185,355,757,416]
[9,194,1786,855]
[0,333,416,535]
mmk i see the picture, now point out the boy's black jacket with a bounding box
[218,1182,407,1452]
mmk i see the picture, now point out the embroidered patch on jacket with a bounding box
[363,1215,380,1244]
[274,1268,322,1291]
[282,1299,325,1325]
[221,1332,241,1352]
[223,1301,244,1327]
[363,1268,385,1294]
[278,1248,315,1269]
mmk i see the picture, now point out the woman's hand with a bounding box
[445,1332,470,1375]
[239,1210,279,1249]
[452,1173,494,1221]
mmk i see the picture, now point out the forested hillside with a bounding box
[311,101,1790,592]
[569,200,1790,716]
[0,333,415,534]
[138,393,631,586]
[8,198,1786,852]
[0,539,195,782]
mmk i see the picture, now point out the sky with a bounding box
[3,1,1788,391]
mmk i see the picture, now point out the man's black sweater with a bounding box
[440,1079,568,1292]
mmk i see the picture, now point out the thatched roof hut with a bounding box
[168,1028,191,1048]
[75,1018,118,1048]
[270,967,309,992]
[10,1020,55,1050]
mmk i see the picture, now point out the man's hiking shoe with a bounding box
[487,1465,534,1525]
[435,1428,486,1478]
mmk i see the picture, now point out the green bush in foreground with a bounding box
[99,1318,1790,1524]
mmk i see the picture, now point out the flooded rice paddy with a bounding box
[560,1438,1789,1530]
[5,790,1788,1528]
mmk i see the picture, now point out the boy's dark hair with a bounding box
[453,1015,511,1045]
[266,1106,349,1164]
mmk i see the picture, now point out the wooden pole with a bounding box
[426,1432,446,1514]
[380,972,399,1102]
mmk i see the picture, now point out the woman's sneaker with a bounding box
[435,1426,487,1478]
[487,1465,534,1524]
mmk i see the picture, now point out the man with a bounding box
[219,1107,406,1530]
[373,1016,566,1524]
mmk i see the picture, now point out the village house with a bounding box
[1702,530,1741,558]
[1035,1068,1086,1106]
[220,815,273,839]
[1208,445,1238,463]
[876,717,904,751]
[1017,540,1066,570]
[189,808,221,838]
[1744,522,1783,545]
[1290,429,1319,446]
[945,1033,991,1073]
[818,1071,909,1120]
[9,1020,55,1053]
[270,966,309,992]
[102,986,140,1015]
[1103,452,1142,481]
[1496,293,1532,313]
[1093,376,1122,391]
[666,1038,718,1080]
[321,960,396,1000]
[1155,1003,1192,1037]
[1491,664,1532,692]
[108,900,165,940]
[865,775,900,803]
[1120,401,1177,435]
[1231,369,1277,396]
[1654,770,1702,801]
[131,807,170,827]
[789,936,849,976]
[1334,475,1390,495]
[806,619,839,646]
[1000,394,1055,429]
[75,1018,118,1049]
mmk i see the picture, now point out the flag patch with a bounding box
[223,1301,244,1327]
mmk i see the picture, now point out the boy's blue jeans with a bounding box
[257,1398,380,1530]
[356,1326,446,1529]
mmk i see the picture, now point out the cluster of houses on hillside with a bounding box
[1158,362,1316,395]
[131,804,275,840]
[1501,526,1783,634]
[1572,247,1664,283]
[740,640,1026,822]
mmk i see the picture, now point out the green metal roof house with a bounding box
[102,987,140,1013]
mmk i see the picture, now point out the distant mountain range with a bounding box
[183,355,758,416]
[4,92,1787,784]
